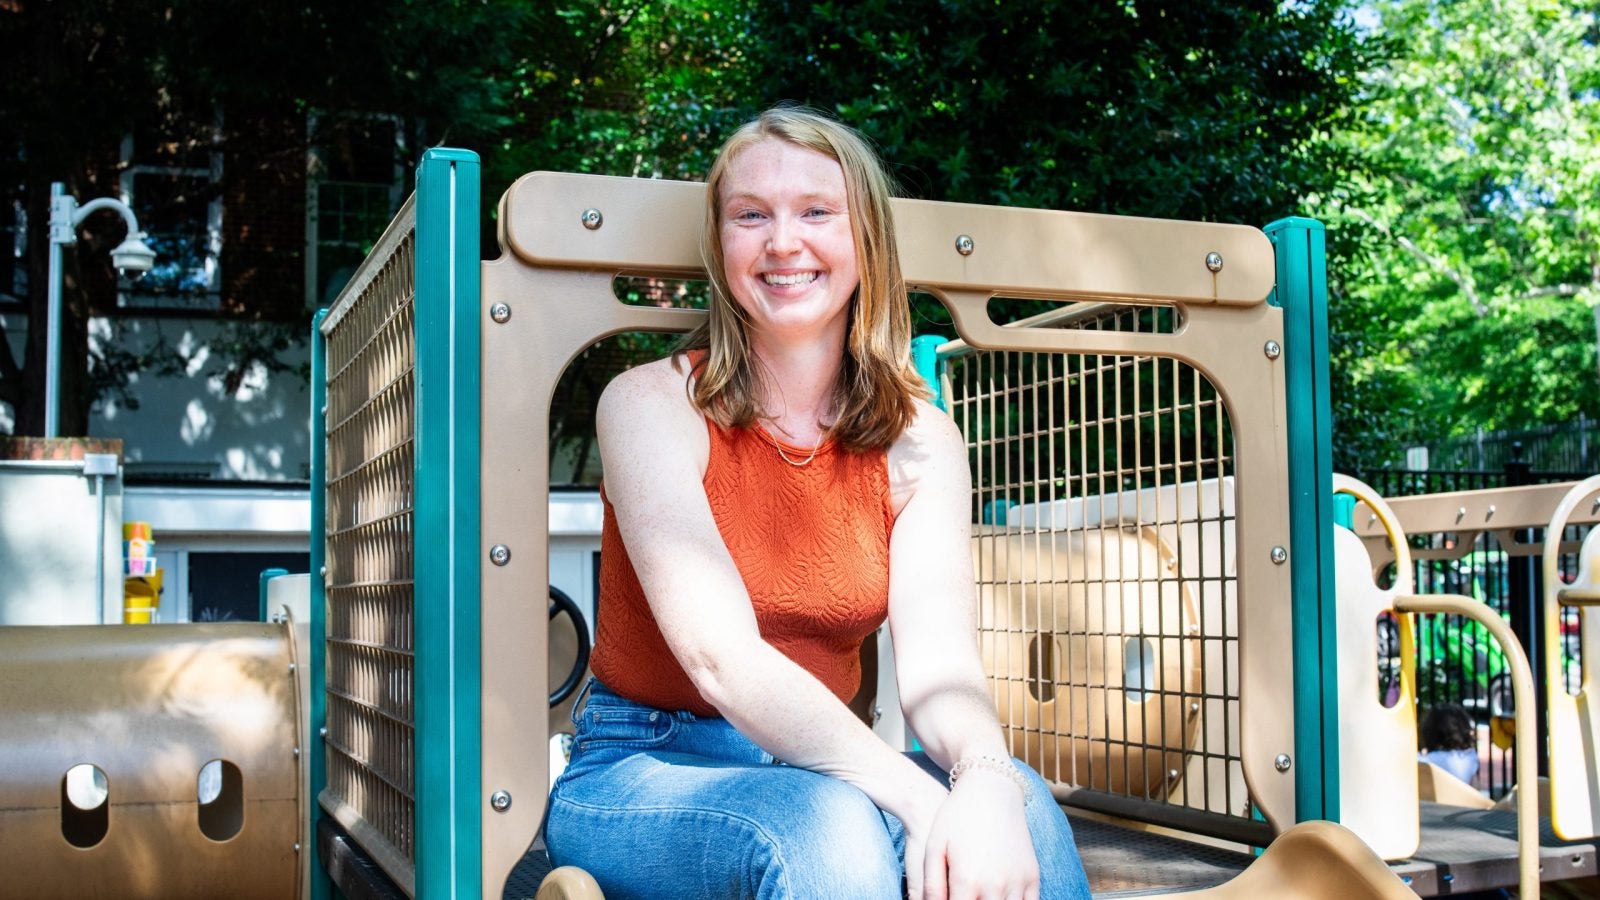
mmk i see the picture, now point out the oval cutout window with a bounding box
[197,759,243,842]
[61,763,109,848]
[1124,637,1157,703]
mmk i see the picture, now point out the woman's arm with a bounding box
[887,401,1041,899]
[596,360,947,828]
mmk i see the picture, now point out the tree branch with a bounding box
[1350,208,1488,316]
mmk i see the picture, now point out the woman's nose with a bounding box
[766,216,801,255]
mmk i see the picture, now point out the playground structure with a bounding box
[0,148,1596,898]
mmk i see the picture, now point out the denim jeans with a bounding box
[545,680,1093,899]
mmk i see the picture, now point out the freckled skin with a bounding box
[719,140,860,351]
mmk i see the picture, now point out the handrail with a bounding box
[1390,592,1540,900]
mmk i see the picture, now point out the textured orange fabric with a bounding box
[590,417,894,717]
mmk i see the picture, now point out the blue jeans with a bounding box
[545,680,1092,899]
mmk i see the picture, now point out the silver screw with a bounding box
[1190,701,1201,713]
[1486,505,1496,519]
[872,705,884,725]
[490,790,513,812]
[294,843,301,853]
[1274,753,1292,772]
[1270,546,1288,565]
[490,302,512,324]
[1263,340,1282,360]
[489,544,511,566]
[1456,506,1467,522]
[319,565,328,578]
[955,234,975,256]
[319,727,328,738]
[1168,769,1180,780]
[293,746,301,758]
[1205,252,1224,273]
[581,208,603,230]
[288,662,297,673]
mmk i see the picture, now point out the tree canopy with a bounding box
[1313,0,1600,468]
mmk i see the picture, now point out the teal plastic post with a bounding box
[1333,494,1356,531]
[1265,217,1338,823]
[258,567,290,621]
[308,307,332,900]
[912,334,948,411]
[413,148,483,898]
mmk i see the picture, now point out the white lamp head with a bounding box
[109,232,157,274]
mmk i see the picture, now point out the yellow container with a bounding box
[123,521,153,542]
[123,571,162,624]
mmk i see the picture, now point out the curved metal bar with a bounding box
[1391,592,1541,900]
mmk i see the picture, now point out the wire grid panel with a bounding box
[948,304,1250,826]
[321,227,418,883]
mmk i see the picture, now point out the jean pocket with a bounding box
[576,706,678,751]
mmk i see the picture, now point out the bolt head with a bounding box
[319,726,328,738]
[1205,251,1224,273]
[490,790,513,812]
[490,302,512,324]
[489,544,511,566]
[1270,546,1288,565]
[955,234,975,256]
[1274,753,1292,772]
[581,208,603,230]
[1263,340,1282,360]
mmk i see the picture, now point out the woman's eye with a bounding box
[804,207,833,218]
[733,210,765,222]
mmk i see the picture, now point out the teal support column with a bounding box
[413,148,484,898]
[258,568,290,621]
[1265,217,1338,823]
[308,307,332,900]
[912,334,948,411]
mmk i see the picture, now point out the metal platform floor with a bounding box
[324,801,1600,898]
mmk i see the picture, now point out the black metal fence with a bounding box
[1352,449,1593,799]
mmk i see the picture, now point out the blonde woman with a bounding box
[546,106,1091,900]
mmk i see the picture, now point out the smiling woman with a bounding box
[542,107,1092,900]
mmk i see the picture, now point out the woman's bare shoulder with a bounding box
[597,354,707,461]
[887,398,967,513]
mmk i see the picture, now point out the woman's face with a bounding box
[718,138,860,346]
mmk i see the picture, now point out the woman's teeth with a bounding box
[763,272,818,286]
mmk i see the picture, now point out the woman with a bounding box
[545,106,1091,900]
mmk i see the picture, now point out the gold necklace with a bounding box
[765,419,829,467]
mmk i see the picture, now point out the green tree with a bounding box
[1314,0,1600,469]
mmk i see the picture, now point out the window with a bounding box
[117,121,224,311]
[306,115,405,308]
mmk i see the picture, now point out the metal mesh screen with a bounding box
[321,227,418,881]
[946,303,1250,830]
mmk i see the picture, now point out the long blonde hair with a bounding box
[679,106,929,451]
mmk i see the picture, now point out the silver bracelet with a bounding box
[948,754,1028,801]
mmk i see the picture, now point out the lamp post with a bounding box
[45,182,157,437]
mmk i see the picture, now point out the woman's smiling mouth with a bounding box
[762,271,820,287]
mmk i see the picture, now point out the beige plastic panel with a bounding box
[1353,481,1600,565]
[974,527,1201,797]
[1544,475,1600,841]
[479,173,1296,891]
[1329,476,1420,860]
[502,172,1277,305]
[0,623,302,900]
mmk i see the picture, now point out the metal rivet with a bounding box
[1263,340,1281,360]
[1270,546,1288,565]
[319,727,328,738]
[1456,506,1467,522]
[319,566,327,578]
[581,208,603,230]
[1274,753,1292,772]
[489,544,511,566]
[294,843,301,853]
[293,746,300,758]
[1486,505,1496,519]
[319,405,327,417]
[490,302,511,324]
[490,790,513,812]
[1190,701,1201,713]
[288,662,297,673]
[872,705,883,724]
[1205,251,1224,272]
[648,712,659,722]
[1168,769,1180,780]
[955,234,975,256]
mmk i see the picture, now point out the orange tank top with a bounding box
[589,414,894,717]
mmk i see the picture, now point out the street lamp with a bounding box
[45,182,157,438]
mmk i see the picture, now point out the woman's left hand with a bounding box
[919,767,1040,900]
